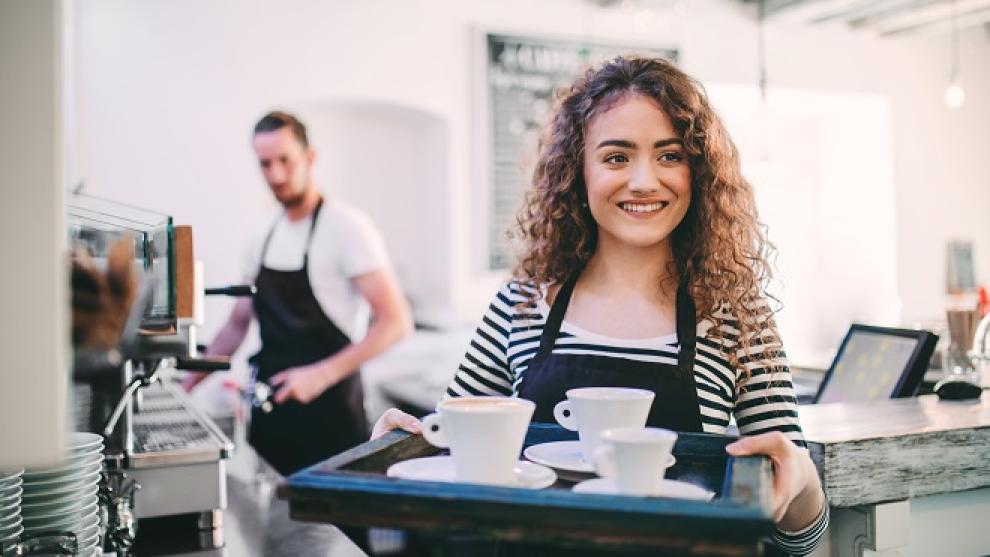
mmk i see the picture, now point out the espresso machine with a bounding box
[69,195,243,555]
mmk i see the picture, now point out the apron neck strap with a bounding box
[259,196,325,264]
[675,278,697,377]
[534,267,697,377]
[535,269,582,362]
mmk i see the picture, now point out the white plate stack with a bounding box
[20,433,104,556]
[0,468,24,556]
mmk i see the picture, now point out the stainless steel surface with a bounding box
[129,460,226,520]
[130,382,233,468]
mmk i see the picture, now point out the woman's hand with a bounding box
[371,408,422,439]
[726,431,825,530]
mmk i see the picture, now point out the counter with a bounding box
[131,425,366,557]
[801,393,990,557]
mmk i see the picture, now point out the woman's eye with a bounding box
[659,152,683,163]
[604,153,628,164]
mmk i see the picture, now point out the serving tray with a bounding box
[279,424,774,556]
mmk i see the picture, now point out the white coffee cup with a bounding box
[420,397,535,485]
[593,427,678,495]
[553,387,655,463]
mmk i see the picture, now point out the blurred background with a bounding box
[4,0,990,454]
[2,1,989,555]
[61,0,990,367]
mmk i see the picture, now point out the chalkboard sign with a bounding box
[485,34,678,269]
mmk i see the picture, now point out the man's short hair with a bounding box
[253,111,309,148]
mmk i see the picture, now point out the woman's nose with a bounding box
[628,160,659,193]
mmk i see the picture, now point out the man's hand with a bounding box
[269,362,340,404]
[726,431,825,530]
[181,372,209,393]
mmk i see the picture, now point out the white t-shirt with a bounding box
[242,197,390,341]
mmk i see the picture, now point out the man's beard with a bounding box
[277,189,307,208]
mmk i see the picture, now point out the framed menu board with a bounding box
[483,33,678,270]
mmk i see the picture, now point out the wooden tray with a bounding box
[279,424,774,556]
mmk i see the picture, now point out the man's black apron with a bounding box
[248,199,368,476]
[516,269,704,432]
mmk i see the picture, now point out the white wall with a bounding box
[71,0,990,365]
[0,0,67,467]
[293,101,451,315]
[709,84,901,365]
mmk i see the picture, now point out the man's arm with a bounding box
[182,297,254,391]
[269,267,413,404]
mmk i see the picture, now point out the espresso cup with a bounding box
[593,427,678,495]
[421,397,535,485]
[553,387,655,463]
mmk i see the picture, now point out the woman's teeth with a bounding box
[620,202,667,213]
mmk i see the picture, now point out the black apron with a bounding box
[247,199,368,476]
[516,270,704,432]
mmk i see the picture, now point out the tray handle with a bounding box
[722,455,774,516]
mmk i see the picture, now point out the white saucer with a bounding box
[386,456,557,489]
[66,433,104,454]
[572,477,715,500]
[523,441,675,473]
[23,453,103,481]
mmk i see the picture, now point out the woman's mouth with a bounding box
[619,201,669,215]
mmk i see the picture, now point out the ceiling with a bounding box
[740,0,990,37]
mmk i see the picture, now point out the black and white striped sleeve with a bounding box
[444,283,517,398]
[731,304,805,448]
[770,502,830,557]
[729,301,828,556]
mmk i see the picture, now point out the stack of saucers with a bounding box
[0,468,24,555]
[20,433,104,556]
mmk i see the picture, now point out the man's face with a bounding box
[252,127,315,207]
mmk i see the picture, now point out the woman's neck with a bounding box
[582,236,677,300]
[555,236,679,339]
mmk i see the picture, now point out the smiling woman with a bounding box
[583,95,692,254]
[376,56,829,556]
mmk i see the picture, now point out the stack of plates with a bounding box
[0,468,24,554]
[20,433,104,556]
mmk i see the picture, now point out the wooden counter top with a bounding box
[798,392,990,507]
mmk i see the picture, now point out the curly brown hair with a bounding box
[513,56,780,378]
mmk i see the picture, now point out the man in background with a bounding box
[186,111,412,554]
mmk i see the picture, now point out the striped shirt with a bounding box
[445,281,828,556]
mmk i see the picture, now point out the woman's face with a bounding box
[582,93,691,252]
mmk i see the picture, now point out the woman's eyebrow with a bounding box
[594,138,684,149]
[595,139,636,149]
[654,138,684,148]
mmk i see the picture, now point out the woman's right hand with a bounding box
[371,408,422,439]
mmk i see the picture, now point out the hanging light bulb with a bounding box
[944,0,965,109]
[945,80,966,108]
[756,0,772,162]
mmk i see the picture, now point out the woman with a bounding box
[377,56,827,555]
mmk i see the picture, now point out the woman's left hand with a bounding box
[726,431,825,530]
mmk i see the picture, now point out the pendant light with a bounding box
[944,0,965,108]
[756,0,772,161]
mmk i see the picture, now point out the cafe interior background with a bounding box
[1,0,989,556]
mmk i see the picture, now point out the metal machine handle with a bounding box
[175,355,231,372]
[102,365,164,437]
[102,377,145,438]
[204,285,256,297]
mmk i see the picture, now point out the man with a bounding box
[185,110,412,477]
